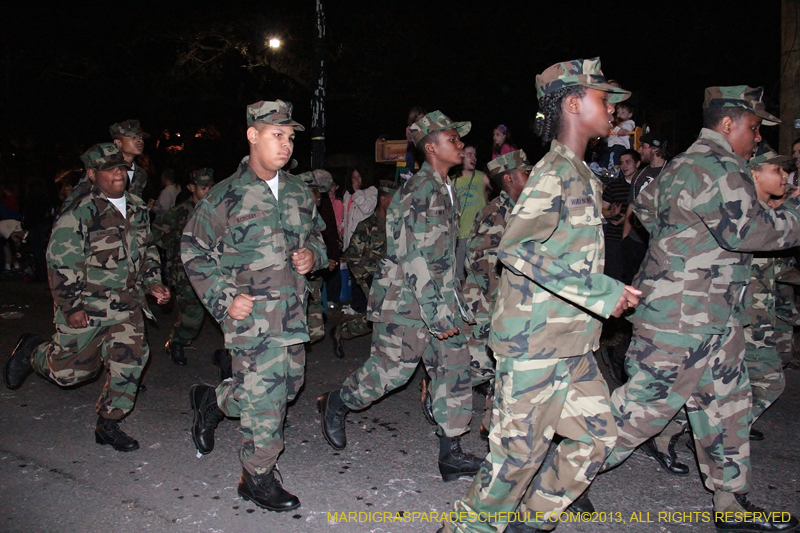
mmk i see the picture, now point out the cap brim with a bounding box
[254,119,306,131]
[583,82,631,104]
[125,132,150,139]
[754,109,781,126]
[449,121,471,138]
[98,162,131,171]
[762,155,793,165]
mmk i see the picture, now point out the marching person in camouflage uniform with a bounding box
[641,144,799,475]
[111,120,150,198]
[3,143,169,452]
[596,87,800,532]
[739,145,795,441]
[152,168,214,366]
[182,100,326,512]
[330,179,397,358]
[445,58,640,533]
[461,149,530,438]
[319,111,484,483]
[61,120,150,214]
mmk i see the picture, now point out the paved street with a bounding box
[1,279,798,533]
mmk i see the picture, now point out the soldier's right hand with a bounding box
[435,327,459,340]
[67,310,89,329]
[227,294,256,321]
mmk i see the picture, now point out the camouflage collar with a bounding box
[497,189,516,209]
[550,140,596,182]
[241,162,286,186]
[698,128,736,159]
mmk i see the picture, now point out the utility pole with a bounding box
[780,0,800,154]
[311,0,326,170]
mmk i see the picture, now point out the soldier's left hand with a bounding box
[150,285,171,305]
[292,248,316,275]
[610,285,642,317]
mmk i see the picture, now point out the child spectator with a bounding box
[491,124,516,159]
[599,102,635,169]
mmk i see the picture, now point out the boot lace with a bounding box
[735,494,766,514]
[202,394,225,427]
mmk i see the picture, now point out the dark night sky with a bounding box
[0,0,784,183]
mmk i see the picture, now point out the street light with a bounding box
[268,38,281,49]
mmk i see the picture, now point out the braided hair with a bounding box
[534,85,587,143]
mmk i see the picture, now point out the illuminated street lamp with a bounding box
[268,38,281,49]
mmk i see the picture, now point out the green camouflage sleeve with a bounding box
[499,171,623,318]
[47,209,88,317]
[180,199,238,322]
[141,228,162,292]
[632,178,658,233]
[692,168,800,252]
[466,199,506,302]
[306,200,328,273]
[151,209,175,250]
[345,216,380,283]
[398,179,457,333]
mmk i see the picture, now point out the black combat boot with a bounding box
[190,383,225,454]
[211,349,232,381]
[421,373,436,426]
[715,493,799,532]
[165,340,187,366]
[641,433,689,475]
[4,333,42,389]
[95,416,139,451]
[317,390,350,450]
[331,325,345,359]
[438,435,482,482]
[238,466,301,512]
[567,488,595,514]
[749,427,765,441]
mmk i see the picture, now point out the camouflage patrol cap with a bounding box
[749,143,793,168]
[298,170,333,193]
[703,86,780,126]
[80,143,130,171]
[487,149,533,178]
[189,168,214,187]
[408,110,471,146]
[109,119,150,139]
[246,99,305,130]
[536,57,630,103]
[378,180,399,195]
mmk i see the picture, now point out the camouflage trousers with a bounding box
[30,309,148,420]
[306,277,324,343]
[340,321,472,437]
[605,327,752,495]
[170,281,205,345]
[464,319,496,433]
[775,282,798,366]
[215,343,305,475]
[654,322,785,451]
[447,352,615,533]
[745,319,785,422]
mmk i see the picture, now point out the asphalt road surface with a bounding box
[1,280,797,533]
